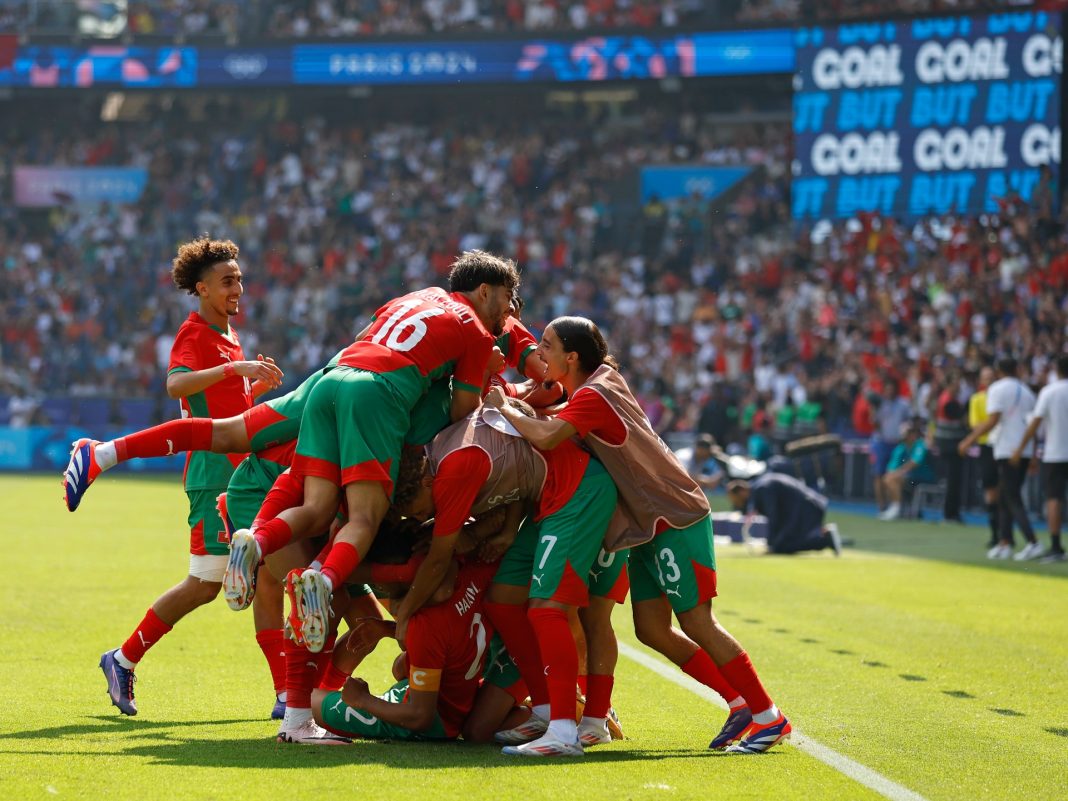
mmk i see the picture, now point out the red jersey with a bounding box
[339,288,495,396]
[432,447,492,537]
[535,439,590,521]
[167,312,252,489]
[404,560,498,738]
[558,388,627,445]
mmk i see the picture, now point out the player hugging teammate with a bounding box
[65,245,789,756]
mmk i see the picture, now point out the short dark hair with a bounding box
[549,316,619,373]
[392,447,428,512]
[1057,354,1068,377]
[695,434,715,450]
[171,236,239,295]
[366,516,428,565]
[448,250,520,293]
[997,357,1018,376]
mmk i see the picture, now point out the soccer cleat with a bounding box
[223,529,260,611]
[276,719,350,745]
[606,706,624,740]
[708,705,753,750]
[99,649,137,716]
[877,502,901,521]
[577,719,612,747]
[987,543,1013,560]
[272,695,286,720]
[1040,549,1067,564]
[283,571,306,646]
[295,570,333,653]
[64,438,102,512]
[502,732,584,757]
[1014,541,1046,561]
[494,713,548,745]
[724,715,792,754]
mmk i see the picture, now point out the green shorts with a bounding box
[224,453,288,532]
[589,545,630,603]
[244,351,342,453]
[188,487,231,557]
[483,633,524,701]
[629,515,718,613]
[494,460,617,606]
[292,365,422,497]
[318,680,450,740]
[406,377,452,447]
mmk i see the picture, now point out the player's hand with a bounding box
[341,677,371,708]
[487,346,506,376]
[346,617,395,654]
[394,615,410,651]
[483,386,508,410]
[1027,458,1039,476]
[1009,452,1022,467]
[957,440,970,457]
[231,358,284,386]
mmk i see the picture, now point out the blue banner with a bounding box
[0,426,183,473]
[640,166,752,202]
[198,47,292,86]
[792,12,1062,220]
[0,45,196,87]
[14,166,149,207]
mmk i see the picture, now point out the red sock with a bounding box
[584,673,614,720]
[253,518,293,558]
[484,600,548,707]
[285,641,317,710]
[719,652,773,715]
[315,633,338,684]
[577,675,588,695]
[255,629,287,695]
[114,418,213,462]
[681,649,741,704]
[251,472,304,531]
[321,542,360,589]
[119,608,173,664]
[528,607,578,723]
[319,663,350,691]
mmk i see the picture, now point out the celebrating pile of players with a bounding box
[63,238,791,756]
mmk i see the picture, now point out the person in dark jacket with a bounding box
[727,473,842,556]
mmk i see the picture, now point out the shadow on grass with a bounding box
[0,716,264,741]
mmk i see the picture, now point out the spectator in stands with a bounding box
[871,382,912,516]
[726,474,842,556]
[685,433,724,492]
[1011,353,1068,563]
[959,358,1042,560]
[876,421,935,522]
[933,369,968,523]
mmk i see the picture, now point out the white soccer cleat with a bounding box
[577,719,612,747]
[295,569,333,653]
[223,529,259,611]
[1013,541,1046,561]
[276,719,350,745]
[878,502,901,521]
[494,713,548,745]
[502,732,584,757]
[987,543,1012,560]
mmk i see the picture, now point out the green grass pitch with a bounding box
[2,474,1066,801]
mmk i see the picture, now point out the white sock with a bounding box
[752,704,780,725]
[114,649,137,670]
[547,718,578,743]
[532,704,550,721]
[277,692,287,703]
[321,573,333,592]
[95,441,118,471]
[579,715,606,729]
[282,706,312,729]
[727,696,746,709]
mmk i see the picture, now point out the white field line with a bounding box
[618,641,931,801]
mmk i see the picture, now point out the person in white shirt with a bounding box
[1011,353,1068,563]
[958,358,1041,560]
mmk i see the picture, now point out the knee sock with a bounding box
[321,542,360,590]
[681,649,744,706]
[718,652,774,718]
[112,418,214,463]
[118,608,173,667]
[255,628,287,696]
[253,518,293,558]
[528,607,578,740]
[583,673,614,721]
[484,600,549,708]
[284,640,317,711]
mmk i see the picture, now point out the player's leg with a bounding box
[577,545,629,745]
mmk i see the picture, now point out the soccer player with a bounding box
[236,251,518,653]
[485,316,791,754]
[93,237,283,716]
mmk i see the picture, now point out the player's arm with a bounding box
[450,387,482,422]
[167,356,283,399]
[1010,416,1042,465]
[958,411,1000,455]
[484,387,577,450]
[341,676,440,732]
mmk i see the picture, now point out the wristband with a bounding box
[223,362,236,378]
